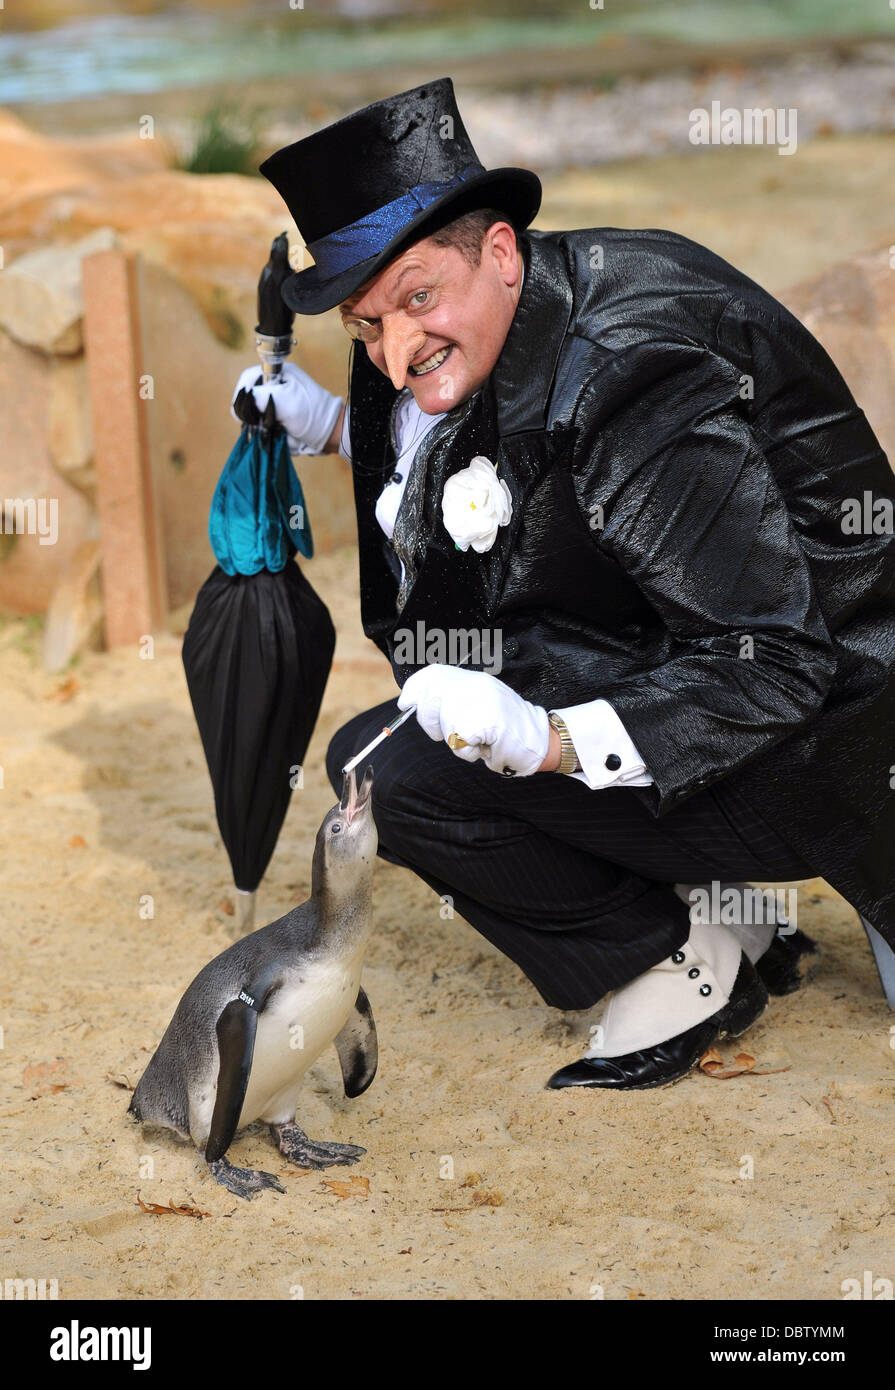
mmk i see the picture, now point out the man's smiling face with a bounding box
[338,219,523,414]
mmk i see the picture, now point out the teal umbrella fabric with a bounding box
[208,408,313,575]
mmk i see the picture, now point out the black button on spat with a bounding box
[671,951,686,964]
[605,753,622,771]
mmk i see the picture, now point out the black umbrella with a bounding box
[182,232,335,933]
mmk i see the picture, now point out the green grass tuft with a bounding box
[179,102,264,177]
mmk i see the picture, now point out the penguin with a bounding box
[129,765,378,1199]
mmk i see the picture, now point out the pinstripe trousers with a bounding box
[326,698,817,1010]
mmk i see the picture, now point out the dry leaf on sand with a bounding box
[433,1189,505,1213]
[471,1190,504,1207]
[136,1194,211,1218]
[46,677,79,702]
[698,1047,791,1080]
[23,1059,71,1098]
[322,1175,370,1200]
[105,1074,134,1091]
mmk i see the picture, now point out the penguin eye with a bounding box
[331,822,342,834]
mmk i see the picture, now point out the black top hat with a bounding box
[258,76,541,315]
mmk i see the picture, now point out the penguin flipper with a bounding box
[334,987,378,1098]
[205,997,259,1162]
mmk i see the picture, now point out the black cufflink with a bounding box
[391,471,403,484]
[605,753,622,771]
[502,766,517,776]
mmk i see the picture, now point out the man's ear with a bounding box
[484,220,521,283]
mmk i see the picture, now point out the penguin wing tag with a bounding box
[205,996,260,1163]
[333,987,378,1099]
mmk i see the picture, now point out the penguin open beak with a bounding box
[340,764,374,826]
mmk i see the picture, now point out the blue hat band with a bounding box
[305,163,485,280]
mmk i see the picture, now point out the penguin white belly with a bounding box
[236,956,363,1129]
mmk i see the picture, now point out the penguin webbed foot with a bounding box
[207,1155,286,1199]
[270,1121,366,1169]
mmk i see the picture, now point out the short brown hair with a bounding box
[339,207,519,313]
[428,207,520,268]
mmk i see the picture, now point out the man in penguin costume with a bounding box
[237,76,895,1090]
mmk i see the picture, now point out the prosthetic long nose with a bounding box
[381,316,428,390]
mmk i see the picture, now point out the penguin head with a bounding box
[314,765,377,895]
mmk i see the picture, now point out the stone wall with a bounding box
[0,108,357,658]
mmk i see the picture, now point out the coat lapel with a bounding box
[398,230,574,630]
[348,231,574,649]
[346,340,402,651]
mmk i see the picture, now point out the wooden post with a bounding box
[82,248,167,646]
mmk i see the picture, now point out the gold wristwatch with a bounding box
[547,711,580,775]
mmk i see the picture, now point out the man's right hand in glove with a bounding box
[230,362,345,455]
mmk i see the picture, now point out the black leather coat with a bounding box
[345,227,895,949]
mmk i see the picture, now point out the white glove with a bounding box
[397,664,551,778]
[230,362,344,455]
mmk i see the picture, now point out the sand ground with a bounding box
[1,543,893,1302]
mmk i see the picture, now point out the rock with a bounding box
[67,169,294,347]
[48,354,95,494]
[0,108,169,251]
[779,245,895,472]
[0,108,392,624]
[52,128,172,184]
[42,538,104,672]
[0,226,120,354]
[0,327,95,614]
[0,109,97,218]
[66,168,286,237]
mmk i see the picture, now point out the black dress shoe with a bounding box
[546,954,769,1091]
[755,927,820,996]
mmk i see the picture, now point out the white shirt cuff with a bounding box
[550,697,654,789]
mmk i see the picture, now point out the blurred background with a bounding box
[3,1,895,1303]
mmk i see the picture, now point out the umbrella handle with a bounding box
[235,888,256,937]
[255,330,296,384]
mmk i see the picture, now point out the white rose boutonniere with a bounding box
[441,455,513,554]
